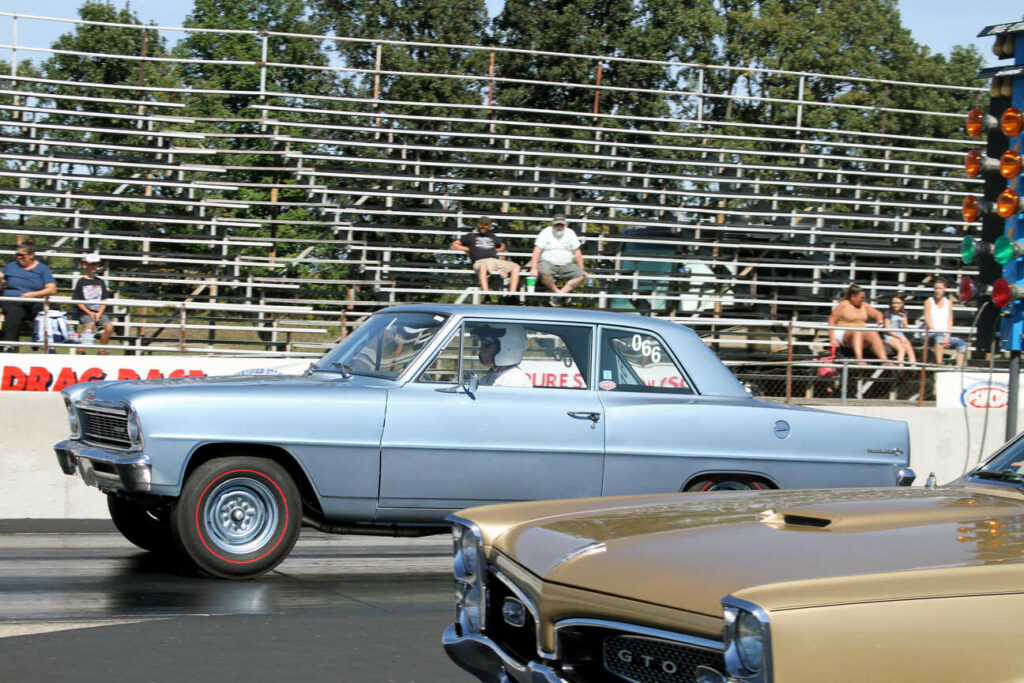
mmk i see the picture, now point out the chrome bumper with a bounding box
[442,624,567,683]
[54,439,151,493]
[896,467,916,487]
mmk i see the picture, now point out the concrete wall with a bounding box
[3,394,1019,519]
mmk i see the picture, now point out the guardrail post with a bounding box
[918,363,926,407]
[841,363,848,406]
[42,296,49,354]
[785,320,793,404]
[179,304,187,356]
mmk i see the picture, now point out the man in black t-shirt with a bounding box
[451,216,521,293]
[73,253,114,351]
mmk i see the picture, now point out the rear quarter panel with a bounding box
[600,394,909,494]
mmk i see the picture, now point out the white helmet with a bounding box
[475,323,526,366]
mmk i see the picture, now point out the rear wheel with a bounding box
[107,494,177,554]
[171,456,301,579]
[685,476,767,492]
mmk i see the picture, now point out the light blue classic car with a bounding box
[54,304,912,578]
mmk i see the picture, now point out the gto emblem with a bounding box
[502,597,526,628]
[616,649,680,675]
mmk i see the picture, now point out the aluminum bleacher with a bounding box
[0,11,981,369]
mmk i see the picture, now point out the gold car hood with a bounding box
[484,486,1024,615]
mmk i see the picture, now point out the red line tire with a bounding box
[171,456,301,579]
[685,477,766,492]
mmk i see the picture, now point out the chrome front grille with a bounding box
[80,407,131,448]
[603,635,724,683]
[555,622,725,683]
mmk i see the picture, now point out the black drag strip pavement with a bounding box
[0,607,457,683]
[0,524,474,682]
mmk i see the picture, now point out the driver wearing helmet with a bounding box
[473,323,532,388]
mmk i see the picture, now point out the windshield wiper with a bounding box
[972,469,1024,487]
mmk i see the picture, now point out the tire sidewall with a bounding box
[686,477,764,492]
[107,494,175,554]
[173,456,301,579]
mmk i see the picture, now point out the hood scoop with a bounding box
[760,509,832,529]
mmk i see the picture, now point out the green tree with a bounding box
[174,0,350,312]
[314,0,493,301]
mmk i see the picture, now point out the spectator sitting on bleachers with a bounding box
[0,239,57,353]
[883,293,916,364]
[528,214,588,307]
[73,253,114,352]
[451,216,521,297]
[827,284,888,364]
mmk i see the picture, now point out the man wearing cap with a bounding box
[528,214,587,306]
[73,253,114,350]
[451,216,521,295]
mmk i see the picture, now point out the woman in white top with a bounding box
[923,277,966,366]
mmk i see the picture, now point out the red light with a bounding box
[993,278,1012,307]
[958,276,975,306]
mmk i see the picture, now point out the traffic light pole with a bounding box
[1009,350,1020,440]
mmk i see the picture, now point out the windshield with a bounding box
[316,311,448,379]
[969,432,1024,486]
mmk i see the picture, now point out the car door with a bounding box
[378,319,604,513]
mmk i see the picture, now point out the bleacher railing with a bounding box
[0,11,986,375]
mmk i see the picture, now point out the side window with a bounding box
[598,328,691,394]
[417,328,462,384]
[417,322,592,389]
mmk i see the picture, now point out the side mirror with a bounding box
[464,374,479,394]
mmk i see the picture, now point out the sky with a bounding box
[0,0,1023,70]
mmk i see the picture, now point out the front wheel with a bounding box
[685,476,767,492]
[171,456,301,579]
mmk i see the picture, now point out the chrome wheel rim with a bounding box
[203,477,279,555]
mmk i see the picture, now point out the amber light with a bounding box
[1002,108,1023,137]
[997,189,1022,218]
[1002,150,1023,178]
[966,149,983,177]
[963,195,980,222]
[967,109,986,137]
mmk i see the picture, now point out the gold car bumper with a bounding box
[442,623,566,683]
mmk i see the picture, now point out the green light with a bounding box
[994,235,1018,265]
[961,235,977,264]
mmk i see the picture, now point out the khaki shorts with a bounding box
[538,261,585,280]
[473,258,517,277]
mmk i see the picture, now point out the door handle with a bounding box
[567,411,601,422]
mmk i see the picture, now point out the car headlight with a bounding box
[450,518,486,635]
[125,405,143,446]
[65,398,80,438]
[723,598,772,681]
